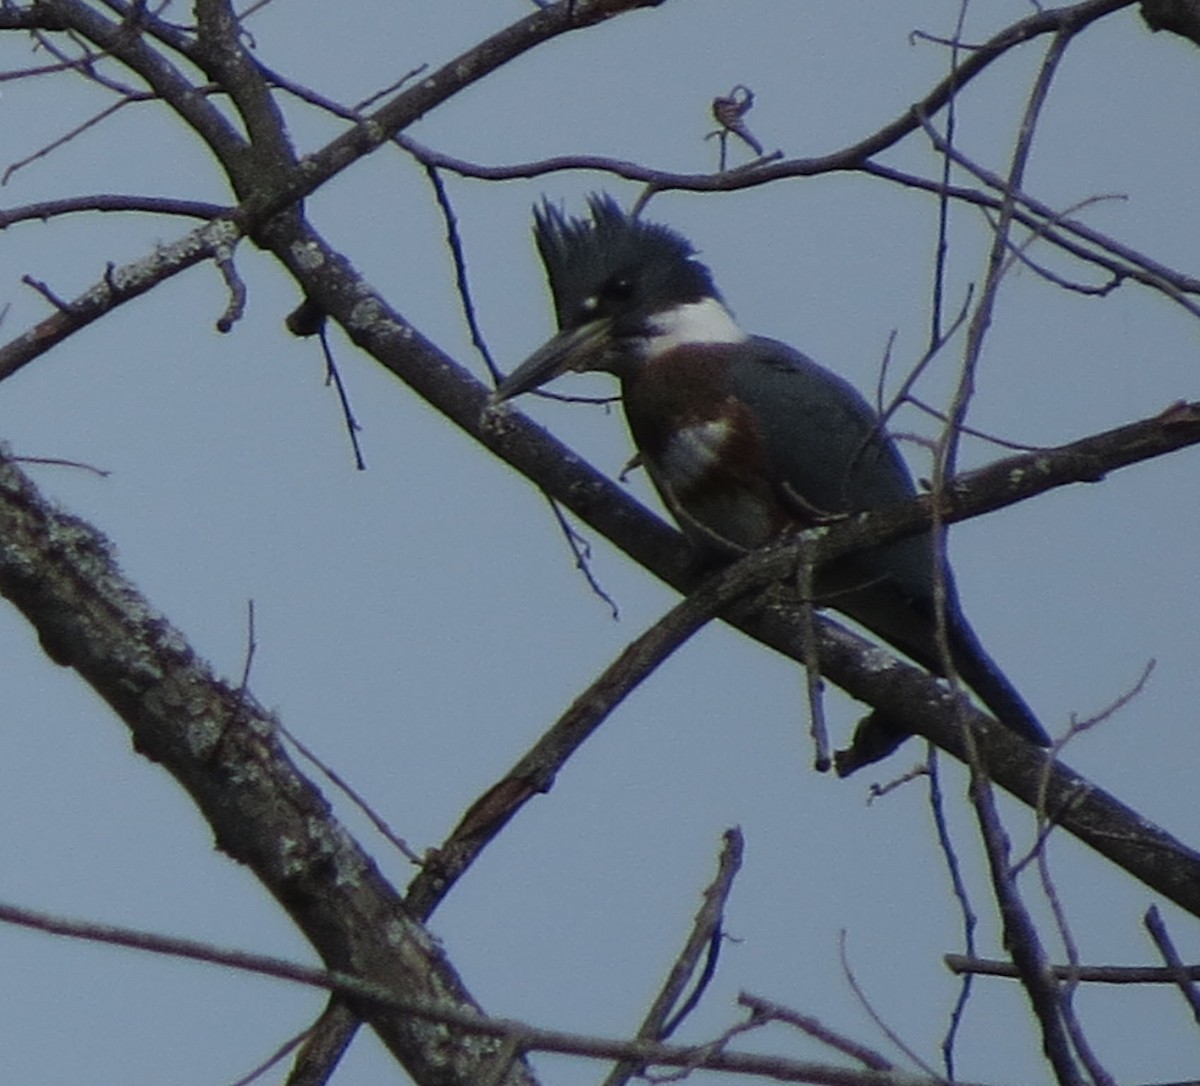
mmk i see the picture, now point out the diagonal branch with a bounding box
[912,116,1200,318]
[405,392,1200,920]
[3,0,1182,393]
[232,0,672,227]
[385,0,1138,197]
[405,550,773,918]
[600,828,745,1086]
[193,0,298,193]
[38,0,248,167]
[0,448,539,1086]
[0,217,242,382]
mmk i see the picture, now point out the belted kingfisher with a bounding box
[492,194,1050,768]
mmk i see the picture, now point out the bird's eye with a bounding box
[601,276,634,303]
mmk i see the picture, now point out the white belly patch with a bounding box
[658,418,733,490]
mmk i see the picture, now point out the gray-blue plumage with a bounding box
[494,195,1050,765]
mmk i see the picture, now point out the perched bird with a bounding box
[492,194,1049,769]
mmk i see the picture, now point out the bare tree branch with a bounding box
[0,895,991,1086]
[0,450,539,1086]
[946,954,1200,984]
[2,3,1198,1080]
[739,993,895,1073]
[259,202,1200,917]
[966,758,1085,1085]
[601,829,744,1086]
[1144,906,1200,1025]
[0,194,227,226]
[0,217,242,380]
[38,0,247,164]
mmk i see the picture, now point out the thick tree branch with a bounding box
[3,0,1182,394]
[0,450,538,1086]
[38,0,248,168]
[0,5,69,30]
[405,552,771,916]
[263,207,1200,918]
[193,0,298,195]
[232,0,671,228]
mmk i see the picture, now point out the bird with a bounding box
[490,194,1050,771]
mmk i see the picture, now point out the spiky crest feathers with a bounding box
[532,194,719,331]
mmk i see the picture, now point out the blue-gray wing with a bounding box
[726,336,933,598]
[727,336,1047,748]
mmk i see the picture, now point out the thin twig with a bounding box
[1012,659,1156,877]
[30,19,143,96]
[316,324,367,471]
[1145,906,1200,1026]
[1035,789,1116,1085]
[228,1024,315,1086]
[946,955,1200,985]
[237,599,257,698]
[279,723,423,865]
[906,397,1043,452]
[352,63,429,114]
[13,455,111,477]
[794,537,829,772]
[601,828,744,1086]
[544,494,620,618]
[926,0,968,346]
[0,896,996,1085]
[937,26,1072,480]
[0,194,228,227]
[739,993,894,1072]
[926,746,977,1080]
[911,120,1200,321]
[864,762,927,803]
[213,233,247,332]
[966,746,1085,1085]
[877,289,972,435]
[838,930,939,1076]
[423,164,500,381]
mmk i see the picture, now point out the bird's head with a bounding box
[491,194,738,403]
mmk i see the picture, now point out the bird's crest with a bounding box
[533,195,714,330]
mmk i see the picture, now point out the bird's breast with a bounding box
[621,348,790,552]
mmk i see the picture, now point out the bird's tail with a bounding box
[944,612,1051,747]
[828,568,1051,749]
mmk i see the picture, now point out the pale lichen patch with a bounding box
[290,238,326,272]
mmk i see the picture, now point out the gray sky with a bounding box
[0,2,1198,1083]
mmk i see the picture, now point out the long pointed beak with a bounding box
[489,319,613,405]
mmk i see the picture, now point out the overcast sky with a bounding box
[0,2,1198,1084]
